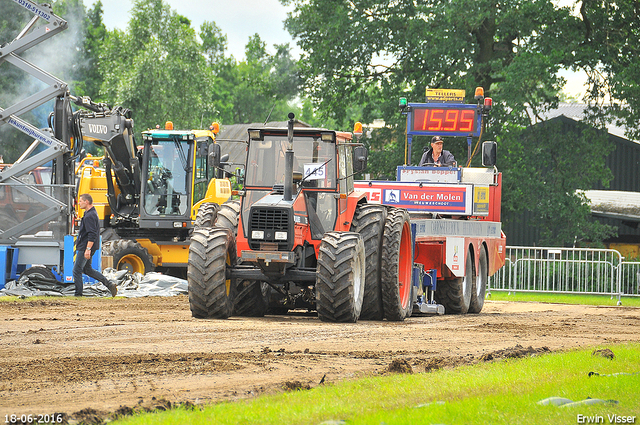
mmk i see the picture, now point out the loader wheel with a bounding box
[316,231,365,323]
[188,227,236,319]
[103,240,154,275]
[216,199,241,235]
[234,280,269,317]
[469,247,488,313]
[350,204,386,320]
[381,208,413,321]
[20,266,57,283]
[194,202,219,229]
[435,248,474,314]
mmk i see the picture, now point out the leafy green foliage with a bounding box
[99,0,215,135]
[574,1,640,141]
[500,120,616,246]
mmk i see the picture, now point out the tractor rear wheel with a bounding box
[350,204,386,320]
[381,208,413,321]
[194,202,219,229]
[316,231,365,323]
[469,247,488,313]
[188,227,236,319]
[234,280,269,317]
[103,240,154,275]
[435,248,474,314]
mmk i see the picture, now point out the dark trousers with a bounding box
[73,251,109,296]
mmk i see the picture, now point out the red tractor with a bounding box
[188,113,414,322]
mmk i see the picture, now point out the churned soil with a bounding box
[1,296,639,423]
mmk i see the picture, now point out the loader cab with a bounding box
[138,130,196,232]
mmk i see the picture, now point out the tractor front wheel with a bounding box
[316,231,365,323]
[188,227,236,319]
[216,199,241,235]
[194,202,219,229]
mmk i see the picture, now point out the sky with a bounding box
[87,0,297,60]
[89,0,587,98]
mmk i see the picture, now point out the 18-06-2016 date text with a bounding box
[5,414,64,424]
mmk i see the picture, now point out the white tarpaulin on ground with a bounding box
[0,269,188,298]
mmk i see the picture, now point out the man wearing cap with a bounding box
[418,136,456,167]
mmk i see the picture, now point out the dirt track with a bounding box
[1,296,639,422]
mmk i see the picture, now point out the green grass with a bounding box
[113,342,640,425]
[487,290,640,307]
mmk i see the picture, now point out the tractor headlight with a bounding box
[252,230,265,239]
[274,231,287,241]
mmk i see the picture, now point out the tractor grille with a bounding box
[248,208,293,251]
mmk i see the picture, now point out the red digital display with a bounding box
[412,107,477,134]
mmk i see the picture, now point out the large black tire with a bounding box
[188,227,236,319]
[216,199,241,235]
[194,202,219,229]
[469,246,488,313]
[102,240,154,275]
[316,231,365,323]
[350,204,386,320]
[234,280,269,317]
[435,248,474,314]
[20,266,57,283]
[381,208,413,321]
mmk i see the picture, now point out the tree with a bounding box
[228,35,301,123]
[100,0,216,135]
[74,0,107,100]
[573,1,640,141]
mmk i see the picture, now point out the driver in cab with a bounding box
[418,136,456,167]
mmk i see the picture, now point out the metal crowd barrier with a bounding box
[488,246,640,304]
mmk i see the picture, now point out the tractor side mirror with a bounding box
[209,143,221,168]
[482,141,497,167]
[353,146,368,173]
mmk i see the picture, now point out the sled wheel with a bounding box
[188,227,236,319]
[103,240,154,275]
[381,207,413,321]
[435,248,474,314]
[316,231,365,323]
[469,246,488,313]
[194,202,219,229]
[350,204,386,320]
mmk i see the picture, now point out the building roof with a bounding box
[581,190,640,223]
[534,103,636,143]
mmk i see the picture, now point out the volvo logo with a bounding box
[88,124,108,134]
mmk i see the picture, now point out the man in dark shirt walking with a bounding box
[74,194,117,297]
